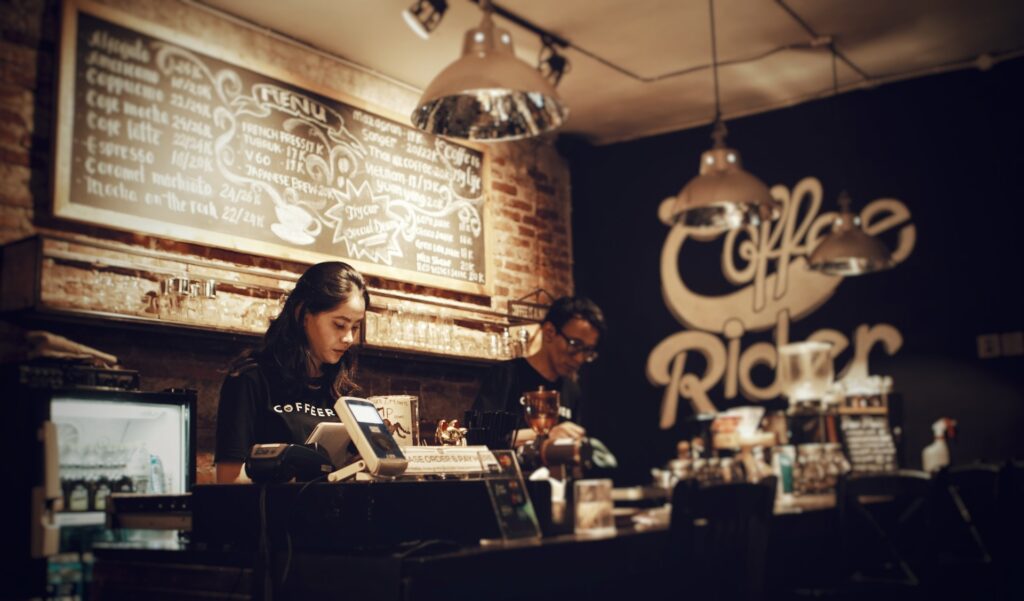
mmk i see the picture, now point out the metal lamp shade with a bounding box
[411,12,568,141]
[671,146,780,230]
[808,210,894,275]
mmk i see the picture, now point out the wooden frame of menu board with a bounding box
[53,0,493,295]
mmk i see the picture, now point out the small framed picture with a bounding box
[367,395,420,446]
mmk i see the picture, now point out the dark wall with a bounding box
[568,58,1024,485]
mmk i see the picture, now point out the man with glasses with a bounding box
[473,296,606,445]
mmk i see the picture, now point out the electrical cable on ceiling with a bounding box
[189,0,1024,112]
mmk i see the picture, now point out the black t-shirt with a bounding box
[214,358,341,463]
[472,358,583,428]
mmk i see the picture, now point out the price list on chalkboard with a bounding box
[56,2,489,292]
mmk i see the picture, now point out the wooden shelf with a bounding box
[2,234,528,366]
[837,407,888,415]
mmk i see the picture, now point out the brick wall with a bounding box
[0,0,574,483]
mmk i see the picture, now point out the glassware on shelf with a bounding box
[488,330,500,359]
[438,309,454,352]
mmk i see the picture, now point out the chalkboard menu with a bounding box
[54,0,490,293]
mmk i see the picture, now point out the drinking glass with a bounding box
[521,387,560,436]
[778,341,834,402]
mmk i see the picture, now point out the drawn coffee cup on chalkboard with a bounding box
[271,203,321,245]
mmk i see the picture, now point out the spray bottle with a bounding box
[922,417,957,472]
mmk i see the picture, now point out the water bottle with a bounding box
[149,454,166,494]
[129,445,150,494]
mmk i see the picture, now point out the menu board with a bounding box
[54,0,490,294]
[840,415,898,474]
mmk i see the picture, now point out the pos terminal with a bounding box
[334,396,408,477]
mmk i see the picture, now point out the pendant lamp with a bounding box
[807,47,893,276]
[808,191,893,275]
[411,0,568,141]
[668,0,779,230]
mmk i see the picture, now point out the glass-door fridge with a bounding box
[6,362,196,600]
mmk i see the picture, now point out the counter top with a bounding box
[91,526,671,601]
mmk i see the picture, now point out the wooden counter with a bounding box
[91,527,671,601]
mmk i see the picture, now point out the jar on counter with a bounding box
[796,444,827,495]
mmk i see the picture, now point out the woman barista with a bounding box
[214,261,368,483]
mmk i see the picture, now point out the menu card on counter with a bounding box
[840,415,898,473]
[55,0,490,294]
[482,451,542,544]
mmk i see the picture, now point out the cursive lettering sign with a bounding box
[648,176,916,426]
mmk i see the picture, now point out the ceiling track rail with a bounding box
[474,0,853,83]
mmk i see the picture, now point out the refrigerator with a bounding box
[5,361,196,600]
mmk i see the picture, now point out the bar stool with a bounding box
[927,463,1001,598]
[997,460,1024,600]
[836,469,934,600]
[667,477,777,601]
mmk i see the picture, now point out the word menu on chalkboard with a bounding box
[54,0,490,293]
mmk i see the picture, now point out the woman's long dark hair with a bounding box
[239,261,370,398]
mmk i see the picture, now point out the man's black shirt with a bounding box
[472,357,582,427]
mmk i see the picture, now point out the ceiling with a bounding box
[195,0,1024,145]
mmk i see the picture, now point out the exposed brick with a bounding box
[492,181,517,195]
[517,225,535,237]
[390,378,422,395]
[505,198,531,212]
[526,167,548,184]
[494,285,509,297]
[499,247,532,264]
[0,205,31,229]
[521,215,541,228]
[0,41,38,89]
[535,208,561,222]
[508,236,531,248]
[535,183,557,196]
[491,156,507,166]
[0,82,32,118]
[497,208,522,223]
[0,0,49,47]
[0,163,31,207]
[0,146,29,167]
[0,226,33,245]
[504,261,530,273]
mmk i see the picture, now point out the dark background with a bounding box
[567,57,1024,485]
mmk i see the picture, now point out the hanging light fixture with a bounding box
[667,0,779,230]
[808,192,893,275]
[403,0,448,39]
[808,46,894,276]
[410,0,568,141]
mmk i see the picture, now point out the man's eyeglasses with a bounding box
[555,328,599,363]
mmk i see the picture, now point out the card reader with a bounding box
[334,397,408,477]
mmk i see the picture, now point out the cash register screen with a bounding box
[350,403,384,424]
